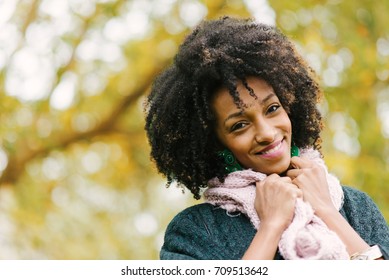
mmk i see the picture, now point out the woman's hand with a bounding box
[286,157,372,257]
[255,174,302,231]
[286,157,336,217]
[244,174,302,260]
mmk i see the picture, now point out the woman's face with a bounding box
[212,77,292,175]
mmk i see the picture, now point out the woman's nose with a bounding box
[254,120,276,144]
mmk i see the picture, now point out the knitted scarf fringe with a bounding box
[204,148,349,260]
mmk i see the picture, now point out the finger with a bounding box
[262,174,292,184]
[284,183,303,198]
[279,176,293,183]
[258,173,280,184]
[286,169,302,179]
[290,156,313,169]
[266,173,281,180]
[295,188,303,199]
[256,176,291,190]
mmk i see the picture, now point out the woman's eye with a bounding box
[267,104,281,114]
[230,122,247,132]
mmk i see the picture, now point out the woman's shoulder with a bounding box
[167,203,218,227]
[161,203,217,259]
[341,185,377,206]
[340,185,387,229]
[165,201,255,243]
[342,185,365,196]
[161,203,255,259]
[166,202,244,232]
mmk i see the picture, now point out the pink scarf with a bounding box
[204,148,349,260]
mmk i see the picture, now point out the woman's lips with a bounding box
[255,139,286,159]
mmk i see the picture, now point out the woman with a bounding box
[144,17,389,260]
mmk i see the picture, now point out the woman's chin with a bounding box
[254,164,290,176]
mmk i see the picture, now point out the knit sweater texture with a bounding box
[160,186,389,260]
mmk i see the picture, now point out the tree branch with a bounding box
[0,64,166,186]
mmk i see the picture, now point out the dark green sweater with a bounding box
[160,186,389,260]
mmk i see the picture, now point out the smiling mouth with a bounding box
[255,139,285,156]
[259,141,282,155]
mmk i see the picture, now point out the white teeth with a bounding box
[261,142,282,155]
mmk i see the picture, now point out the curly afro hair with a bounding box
[145,17,323,199]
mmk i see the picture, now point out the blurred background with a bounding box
[0,0,388,259]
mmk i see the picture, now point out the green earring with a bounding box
[218,149,242,173]
[291,145,300,157]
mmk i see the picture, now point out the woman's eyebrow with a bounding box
[260,93,276,105]
[223,93,276,125]
[223,110,244,126]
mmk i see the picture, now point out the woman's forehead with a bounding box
[213,77,275,103]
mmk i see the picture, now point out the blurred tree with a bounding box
[0,0,387,259]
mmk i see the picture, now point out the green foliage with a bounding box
[0,0,388,259]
